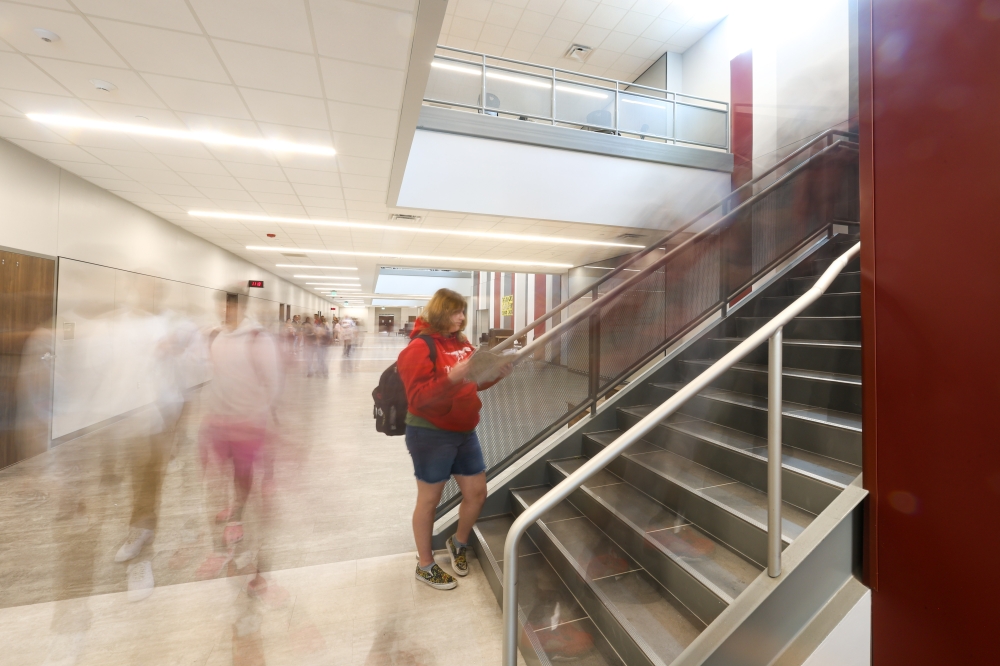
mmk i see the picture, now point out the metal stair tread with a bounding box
[619,447,816,541]
[513,486,583,523]
[550,457,627,489]
[681,358,861,385]
[514,491,705,665]
[546,467,762,602]
[650,382,862,432]
[476,513,539,563]
[712,337,861,350]
[665,417,861,487]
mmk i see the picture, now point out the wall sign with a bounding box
[248,280,264,288]
[501,294,513,316]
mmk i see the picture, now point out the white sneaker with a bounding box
[115,528,154,563]
[126,561,154,602]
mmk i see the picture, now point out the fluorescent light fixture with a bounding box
[314,287,361,291]
[193,211,640,248]
[306,282,361,286]
[275,264,357,270]
[584,265,641,272]
[295,275,360,280]
[27,113,336,156]
[431,61,608,99]
[248,246,572,268]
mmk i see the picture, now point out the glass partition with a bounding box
[618,92,672,139]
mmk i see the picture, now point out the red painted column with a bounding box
[493,271,500,329]
[729,50,753,189]
[534,274,547,335]
[861,1,1000,663]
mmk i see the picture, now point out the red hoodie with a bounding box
[397,319,498,432]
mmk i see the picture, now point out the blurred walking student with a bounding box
[197,297,281,580]
[341,318,356,357]
[397,288,511,590]
[314,316,331,378]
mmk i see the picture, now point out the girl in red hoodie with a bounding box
[397,288,510,590]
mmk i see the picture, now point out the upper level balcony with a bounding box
[423,45,730,154]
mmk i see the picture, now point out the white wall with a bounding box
[374,274,472,297]
[399,130,730,232]
[802,590,871,666]
[0,137,328,440]
[679,1,850,168]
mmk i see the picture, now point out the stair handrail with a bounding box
[492,128,858,357]
[501,241,862,666]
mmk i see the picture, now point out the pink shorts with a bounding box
[200,417,266,478]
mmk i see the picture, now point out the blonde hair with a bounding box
[420,288,467,339]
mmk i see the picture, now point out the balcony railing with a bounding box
[424,45,730,151]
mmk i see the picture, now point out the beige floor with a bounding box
[0,334,516,665]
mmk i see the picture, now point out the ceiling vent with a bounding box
[281,252,307,258]
[390,214,421,222]
[616,233,644,240]
[565,44,593,62]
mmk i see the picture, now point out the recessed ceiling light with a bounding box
[249,245,573,268]
[33,28,60,42]
[194,211,640,248]
[27,114,336,156]
[275,264,358,270]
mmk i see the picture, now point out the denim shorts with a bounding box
[404,425,486,484]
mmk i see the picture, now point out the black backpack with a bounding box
[373,335,436,436]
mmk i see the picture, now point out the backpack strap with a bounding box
[417,334,437,371]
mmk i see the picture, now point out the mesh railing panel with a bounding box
[436,138,858,515]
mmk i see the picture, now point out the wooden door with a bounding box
[0,250,56,468]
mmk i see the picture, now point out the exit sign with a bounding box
[248,280,264,288]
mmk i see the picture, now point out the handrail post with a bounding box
[481,53,487,115]
[588,287,600,415]
[768,326,783,577]
[551,67,556,125]
[501,519,523,666]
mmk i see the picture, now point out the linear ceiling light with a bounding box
[314,287,361,291]
[193,211,639,248]
[27,114,336,156]
[306,282,361,286]
[248,246,573,268]
[275,264,358,270]
[295,275,360,280]
[431,61,608,99]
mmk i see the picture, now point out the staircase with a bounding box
[471,235,862,665]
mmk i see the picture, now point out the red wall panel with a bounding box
[534,274,547,335]
[862,1,1000,663]
[730,50,753,190]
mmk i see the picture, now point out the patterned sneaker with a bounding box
[446,536,469,577]
[415,563,457,590]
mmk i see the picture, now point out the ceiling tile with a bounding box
[615,10,655,35]
[319,59,405,110]
[0,88,95,116]
[600,30,636,52]
[575,25,610,45]
[586,5,627,28]
[625,36,660,59]
[142,182,203,196]
[557,0,598,23]
[82,146,166,168]
[515,10,554,34]
[332,133,394,160]
[180,172,243,189]
[199,187,255,201]
[630,0,670,17]
[339,173,387,191]
[292,183,343,198]
[326,101,398,138]
[525,0,564,17]
[640,18,681,42]
[251,192,302,205]
[82,100,180,125]
[71,0,201,32]
[237,177,295,194]
[455,0,492,21]
[91,18,230,82]
[141,74,251,118]
[486,4,524,28]
[480,24,514,46]
[284,168,341,187]
[450,16,484,41]
[259,202,307,215]
[28,57,166,107]
[0,53,68,95]
[0,3,126,66]
[155,154,229,174]
[240,88,329,130]
[214,40,323,98]
[0,115,71,143]
[188,0,313,52]
[336,155,391,178]
[114,165,187,183]
[507,31,542,52]
[221,161,286,180]
[545,17,582,41]
[310,1,414,70]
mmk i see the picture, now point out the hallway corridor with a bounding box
[0,334,509,665]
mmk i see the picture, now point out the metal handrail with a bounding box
[491,128,858,356]
[501,241,862,666]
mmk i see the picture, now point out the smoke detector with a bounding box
[90,79,117,92]
[33,28,60,43]
[565,44,593,62]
